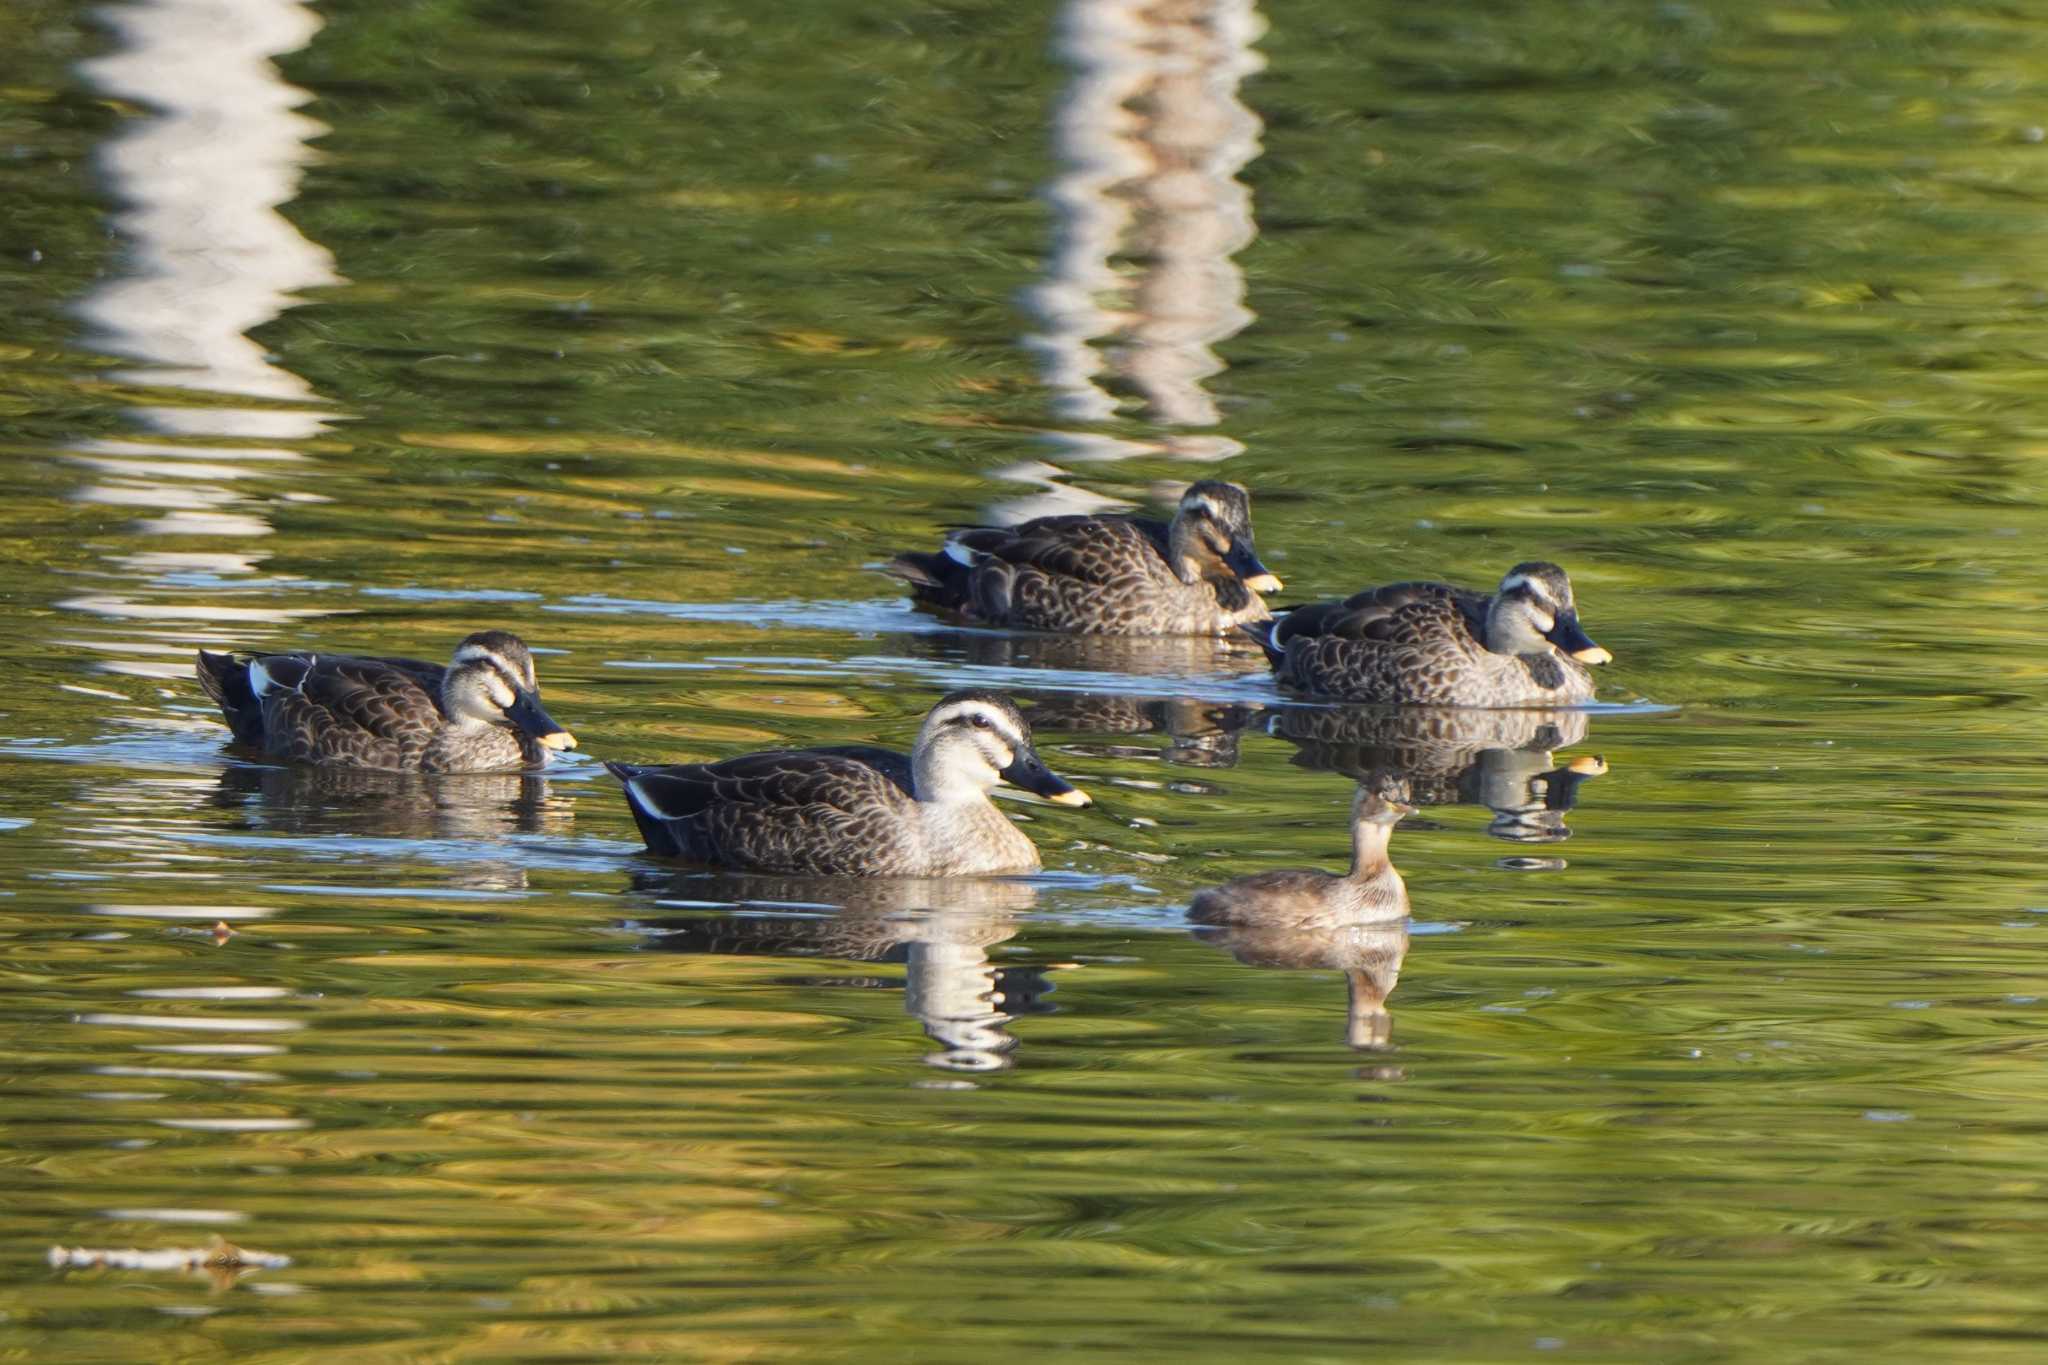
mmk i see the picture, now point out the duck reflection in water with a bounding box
[1264,705,1606,846]
[898,629,1266,768]
[212,764,570,891]
[1188,777,1411,1050]
[624,872,1044,1073]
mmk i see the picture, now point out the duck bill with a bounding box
[1224,539,1282,595]
[1545,613,1612,665]
[1362,799,1415,825]
[1000,747,1091,807]
[506,689,577,751]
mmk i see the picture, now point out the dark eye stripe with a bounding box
[487,661,523,696]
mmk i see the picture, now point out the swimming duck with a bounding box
[605,690,1091,876]
[1189,779,1413,933]
[195,631,576,773]
[887,480,1282,636]
[1248,562,1611,706]
[1188,779,1414,1049]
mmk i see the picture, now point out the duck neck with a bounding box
[1165,513,1204,585]
[912,750,992,808]
[1347,819,1395,879]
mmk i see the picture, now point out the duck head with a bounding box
[442,631,577,751]
[914,689,1090,807]
[1168,480,1282,595]
[1483,563,1611,665]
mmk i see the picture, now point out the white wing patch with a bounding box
[943,539,980,568]
[248,656,296,699]
[626,775,679,821]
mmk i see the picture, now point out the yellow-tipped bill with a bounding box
[1243,572,1284,595]
[1045,787,1092,808]
[1542,612,1610,667]
[1566,754,1608,776]
[507,688,576,751]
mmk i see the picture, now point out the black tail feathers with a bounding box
[604,761,684,857]
[195,650,268,745]
[1238,619,1283,667]
[884,549,973,610]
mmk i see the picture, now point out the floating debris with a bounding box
[49,1238,289,1291]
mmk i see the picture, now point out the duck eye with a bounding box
[970,713,992,730]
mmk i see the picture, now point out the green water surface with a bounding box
[4,0,2048,1359]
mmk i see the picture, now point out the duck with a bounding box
[605,689,1091,876]
[195,630,576,773]
[1247,561,1612,706]
[1187,779,1414,1049]
[886,480,1282,636]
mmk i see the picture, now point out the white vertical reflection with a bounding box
[904,940,1021,1073]
[71,0,339,561]
[1021,0,1264,445]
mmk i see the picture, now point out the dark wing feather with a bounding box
[615,748,908,817]
[806,746,916,796]
[1279,582,1488,649]
[609,748,918,872]
[960,515,1163,585]
[292,655,448,738]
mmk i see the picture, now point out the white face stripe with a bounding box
[1497,574,1557,605]
[454,645,532,693]
[929,702,1027,755]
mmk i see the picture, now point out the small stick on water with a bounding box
[49,1238,289,1290]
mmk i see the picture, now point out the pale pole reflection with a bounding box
[1009,0,1264,514]
[626,875,1049,1073]
[68,0,341,676]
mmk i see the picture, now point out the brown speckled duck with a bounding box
[605,690,1090,876]
[887,480,1282,636]
[1249,562,1611,706]
[195,631,576,773]
[1188,779,1415,1049]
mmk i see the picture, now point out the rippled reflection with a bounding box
[624,872,1044,1072]
[1024,0,1263,436]
[898,632,1266,767]
[212,766,570,842]
[1266,706,1608,848]
[69,0,341,669]
[993,0,1265,520]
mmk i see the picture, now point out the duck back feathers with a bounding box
[888,483,1277,637]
